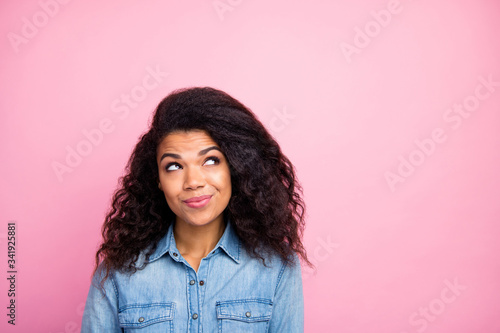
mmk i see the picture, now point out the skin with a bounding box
[156,130,232,272]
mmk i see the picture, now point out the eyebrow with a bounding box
[159,146,222,162]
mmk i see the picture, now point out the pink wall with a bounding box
[1,0,499,332]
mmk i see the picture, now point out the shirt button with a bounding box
[138,317,145,322]
[245,311,251,318]
[199,280,204,286]
[192,313,198,320]
[172,253,178,257]
[189,280,195,285]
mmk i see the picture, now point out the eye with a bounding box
[204,156,220,166]
[165,162,181,171]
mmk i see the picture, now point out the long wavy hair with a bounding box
[94,87,311,284]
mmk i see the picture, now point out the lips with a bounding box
[184,195,212,203]
[183,195,212,208]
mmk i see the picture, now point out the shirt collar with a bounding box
[147,219,241,264]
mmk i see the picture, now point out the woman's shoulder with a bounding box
[239,246,301,274]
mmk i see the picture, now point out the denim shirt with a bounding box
[81,220,304,332]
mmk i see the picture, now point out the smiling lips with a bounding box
[183,195,212,208]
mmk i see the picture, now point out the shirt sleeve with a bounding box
[268,253,304,333]
[81,266,122,332]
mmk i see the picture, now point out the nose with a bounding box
[183,166,206,190]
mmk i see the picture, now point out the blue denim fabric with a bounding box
[81,220,304,332]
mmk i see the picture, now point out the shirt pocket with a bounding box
[118,302,175,332]
[216,298,273,333]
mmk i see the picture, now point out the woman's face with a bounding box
[156,130,232,228]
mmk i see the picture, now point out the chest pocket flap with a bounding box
[216,299,273,323]
[118,302,175,328]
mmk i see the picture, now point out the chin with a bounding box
[181,216,218,226]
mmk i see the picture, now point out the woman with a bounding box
[82,87,311,332]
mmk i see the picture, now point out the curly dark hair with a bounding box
[94,87,311,284]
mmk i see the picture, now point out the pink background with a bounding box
[1,0,500,332]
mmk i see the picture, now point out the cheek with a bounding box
[160,173,182,192]
[207,169,231,196]
[218,168,232,196]
[160,180,181,207]
[162,190,177,208]
[163,192,183,217]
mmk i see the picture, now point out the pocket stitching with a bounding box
[118,302,175,328]
[216,298,272,322]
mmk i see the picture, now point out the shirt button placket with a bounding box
[188,257,209,333]
[188,273,200,333]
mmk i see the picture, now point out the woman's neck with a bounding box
[173,217,226,260]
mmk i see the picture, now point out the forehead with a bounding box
[157,130,218,152]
